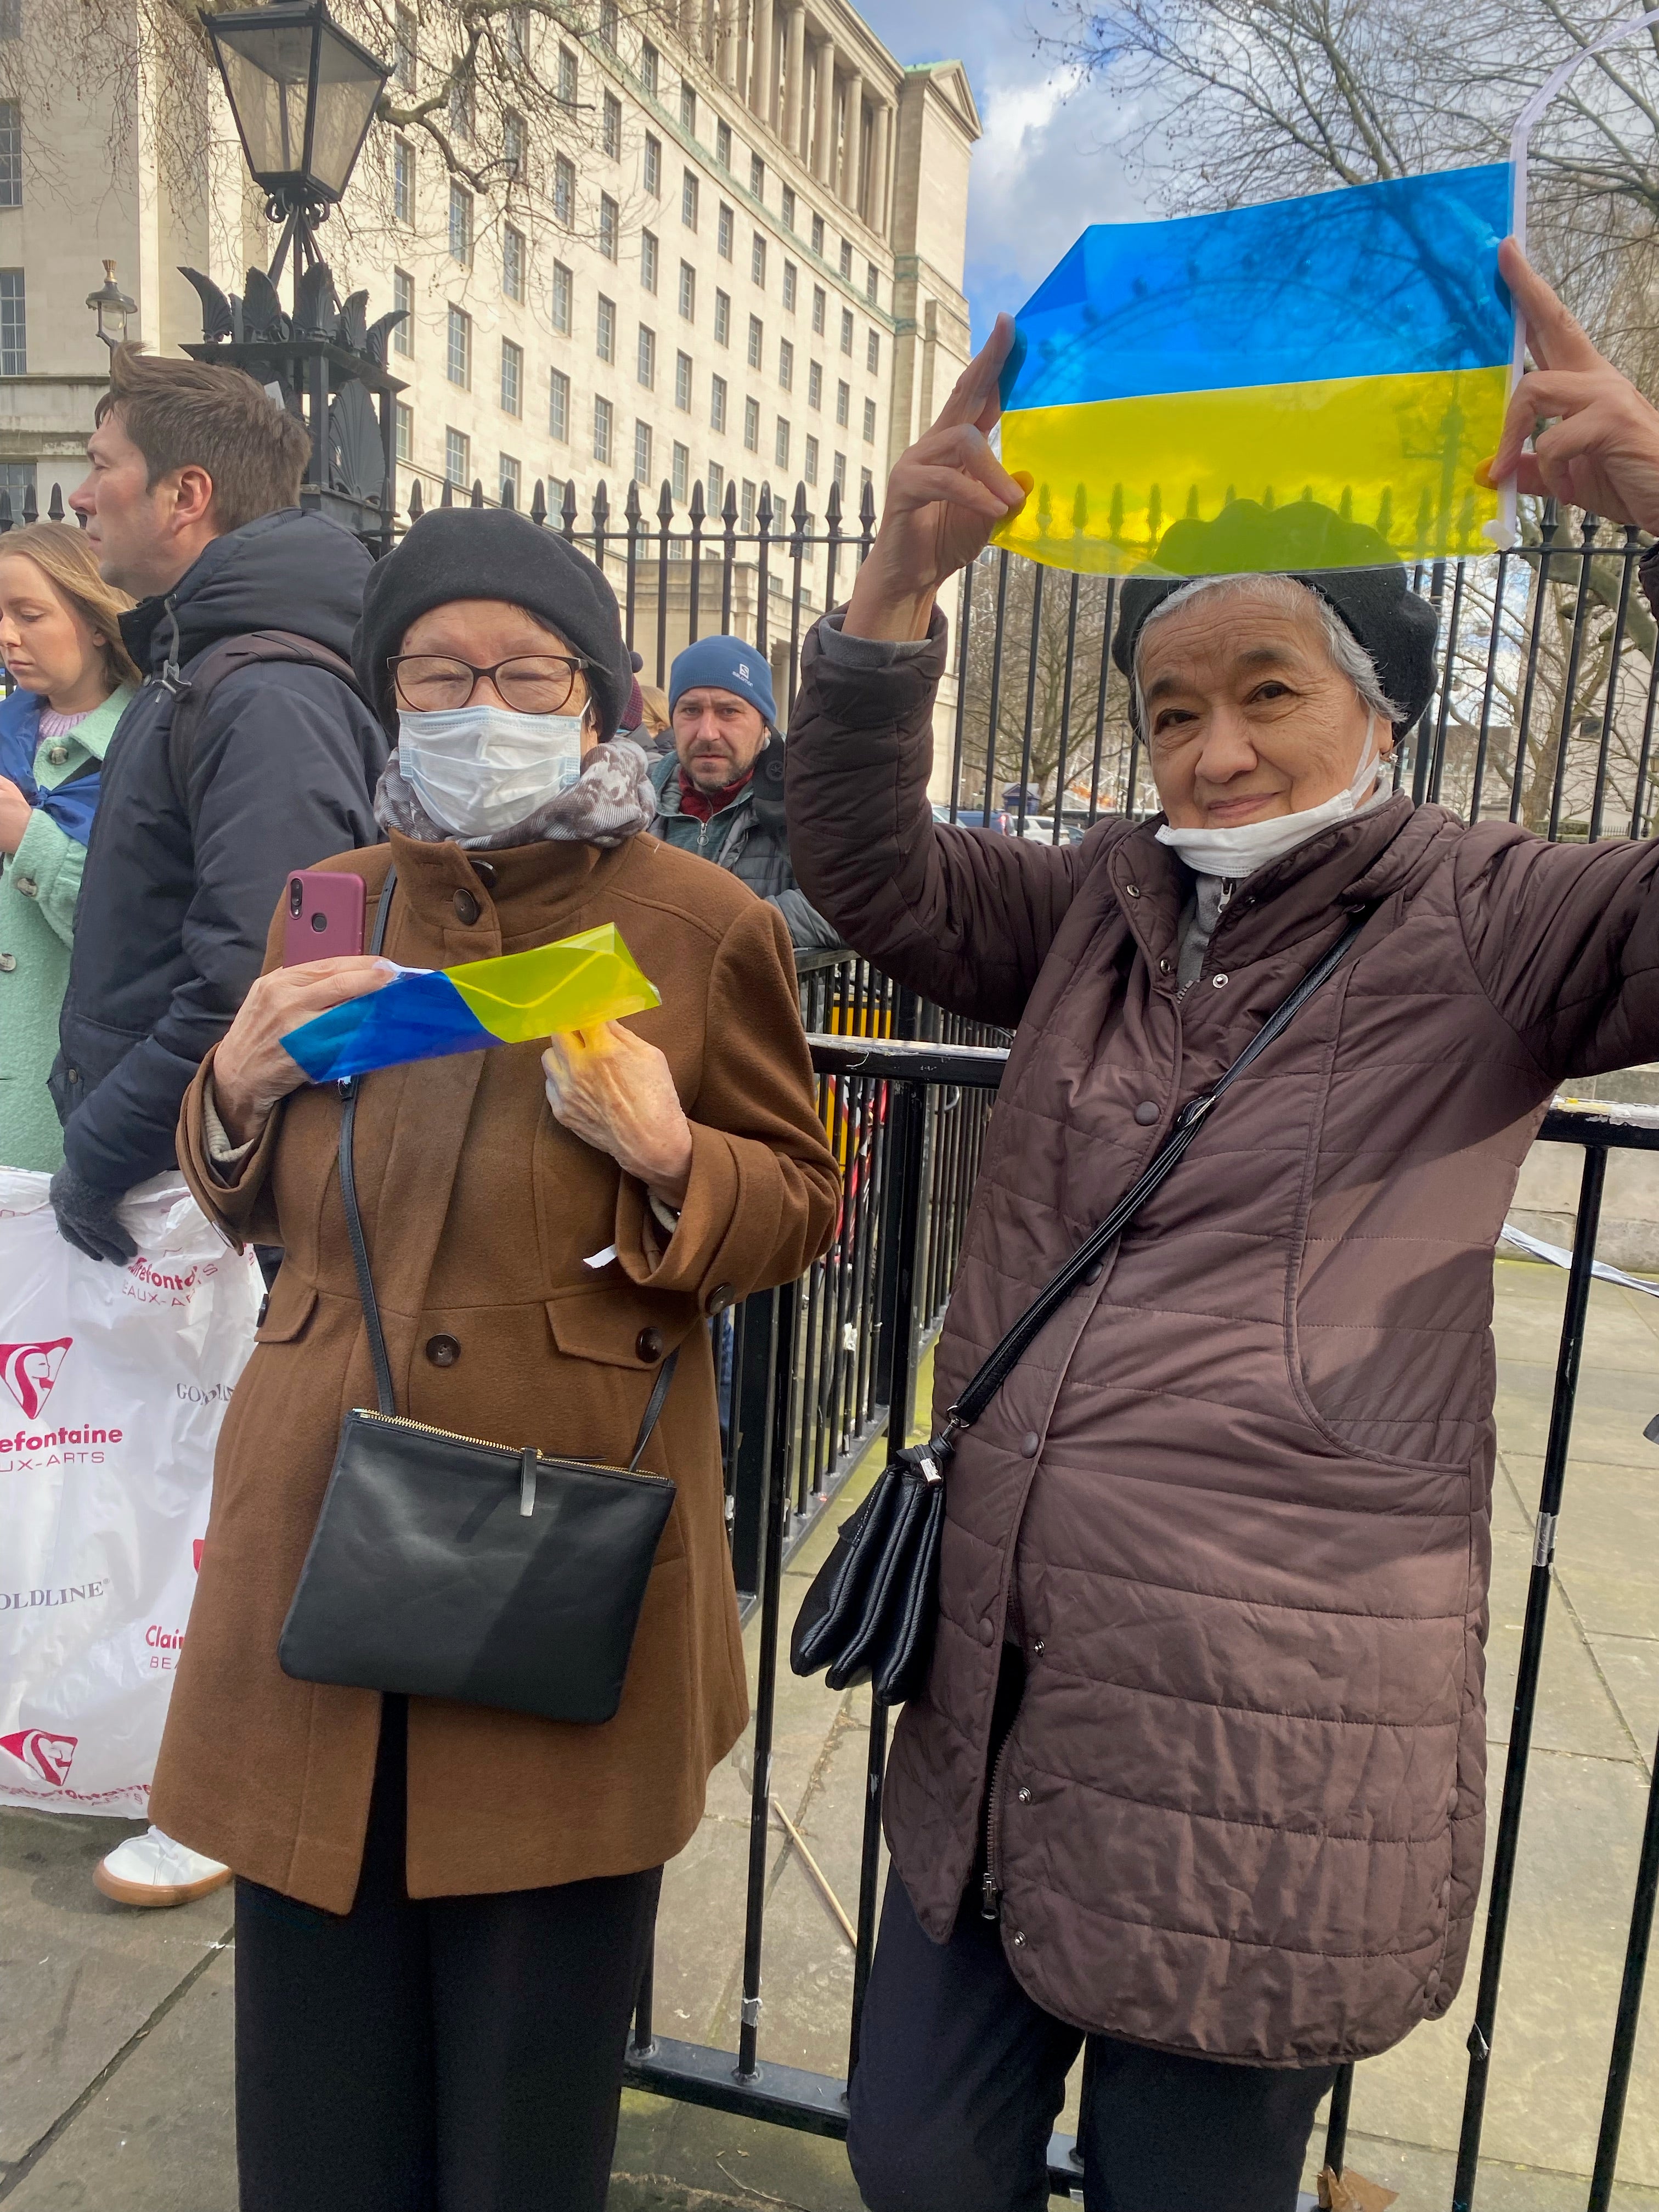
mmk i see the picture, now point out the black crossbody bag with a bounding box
[279,866,679,1726]
[790,912,1370,1706]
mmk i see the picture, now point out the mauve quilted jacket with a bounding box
[785,610,1659,2068]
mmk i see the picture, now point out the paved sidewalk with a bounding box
[5,1260,1659,2210]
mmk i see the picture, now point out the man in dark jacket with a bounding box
[648,634,838,952]
[52,344,388,1271]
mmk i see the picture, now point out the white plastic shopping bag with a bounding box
[0,1168,261,1815]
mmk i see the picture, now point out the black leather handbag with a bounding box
[279,866,679,1726]
[790,912,1372,1706]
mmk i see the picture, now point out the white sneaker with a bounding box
[94,1825,232,1909]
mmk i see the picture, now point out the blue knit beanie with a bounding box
[668,634,776,729]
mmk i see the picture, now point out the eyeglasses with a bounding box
[390,652,590,715]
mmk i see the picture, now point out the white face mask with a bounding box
[396,704,586,838]
[1154,714,1388,878]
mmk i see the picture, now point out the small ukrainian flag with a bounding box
[994,165,1515,577]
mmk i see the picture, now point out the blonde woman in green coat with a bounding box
[0,523,137,1170]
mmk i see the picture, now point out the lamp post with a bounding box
[179,0,407,553]
[85,260,137,352]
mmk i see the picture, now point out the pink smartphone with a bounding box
[282,870,366,966]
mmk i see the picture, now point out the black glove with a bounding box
[49,1165,138,1266]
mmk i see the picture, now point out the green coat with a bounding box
[0,685,133,1171]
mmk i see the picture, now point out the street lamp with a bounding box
[206,0,390,286]
[85,260,137,352]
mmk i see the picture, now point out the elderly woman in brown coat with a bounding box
[784,246,1659,2212]
[149,509,839,2212]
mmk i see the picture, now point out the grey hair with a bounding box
[1131,573,1402,734]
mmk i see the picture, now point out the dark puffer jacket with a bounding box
[786,608,1659,2068]
[649,743,840,952]
[52,510,388,1195]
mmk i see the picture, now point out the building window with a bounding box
[751,232,766,286]
[680,83,696,132]
[747,314,763,369]
[866,261,879,304]
[643,132,661,193]
[710,374,728,432]
[672,442,690,502]
[599,0,618,43]
[392,136,413,223]
[681,170,698,228]
[678,262,696,319]
[599,193,619,261]
[449,71,474,136]
[675,351,692,409]
[781,185,795,232]
[395,403,413,462]
[503,108,524,178]
[394,4,417,86]
[836,380,849,426]
[551,261,573,333]
[637,324,656,387]
[717,203,733,260]
[641,229,659,292]
[804,433,819,484]
[778,337,793,391]
[811,285,826,336]
[782,262,797,313]
[750,151,765,198]
[743,396,759,453]
[634,420,653,484]
[500,337,523,415]
[811,213,825,255]
[861,465,874,499]
[741,478,757,531]
[833,450,846,492]
[503,225,525,301]
[867,328,880,374]
[550,368,571,441]
[716,119,732,168]
[558,44,578,102]
[775,417,790,467]
[445,304,471,387]
[392,268,414,354]
[445,426,471,488]
[499,452,520,505]
[594,396,614,466]
[602,90,622,159]
[840,307,854,354]
[554,155,575,225]
[640,40,658,96]
[863,397,877,442]
[714,289,730,346]
[449,184,473,264]
[808,360,821,409]
[596,294,616,362]
[839,239,853,279]
[708,460,725,511]
[506,6,529,65]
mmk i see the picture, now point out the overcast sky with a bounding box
[857,0,1156,350]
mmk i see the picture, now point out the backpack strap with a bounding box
[165,629,368,831]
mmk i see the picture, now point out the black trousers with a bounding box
[848,1875,1335,2212]
[234,1699,661,2212]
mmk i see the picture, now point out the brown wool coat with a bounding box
[150,829,839,1914]
[786,611,1659,2069]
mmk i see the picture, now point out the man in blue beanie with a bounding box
[650,634,838,952]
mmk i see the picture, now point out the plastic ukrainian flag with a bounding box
[280,925,662,1082]
[993,164,1516,577]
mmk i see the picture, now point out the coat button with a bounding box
[978,1617,995,1644]
[1011,1929,1026,1946]
[1017,1786,1031,1803]
[0,952,14,973]
[1133,1101,1159,1125]
[46,742,68,765]
[708,1283,736,1311]
[1211,972,1228,988]
[453,888,481,924]
[15,874,36,898]
[1031,1638,1045,1656]
[1083,1262,1103,1285]
[1019,1431,1040,1457]
[1124,882,1140,899]
[1158,956,1172,976]
[636,1326,664,1361]
[470,859,497,887]
[425,1334,461,1366]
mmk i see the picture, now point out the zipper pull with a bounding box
[519,1446,539,1518]
[980,1868,1001,1922]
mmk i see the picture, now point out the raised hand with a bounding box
[1483,239,1659,532]
[844,313,1029,642]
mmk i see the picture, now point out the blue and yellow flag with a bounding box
[994,165,1515,577]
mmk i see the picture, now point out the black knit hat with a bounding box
[1110,500,1440,731]
[353,507,635,740]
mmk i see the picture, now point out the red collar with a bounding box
[677,764,754,823]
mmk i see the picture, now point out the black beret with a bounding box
[353,507,635,741]
[1110,500,1440,731]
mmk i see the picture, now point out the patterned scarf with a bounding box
[374,736,658,852]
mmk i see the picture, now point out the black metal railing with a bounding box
[631,1034,1659,2212]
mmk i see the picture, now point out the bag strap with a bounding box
[335,862,678,1466]
[942,910,1373,1438]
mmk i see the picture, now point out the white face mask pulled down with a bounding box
[396,704,586,839]
[1154,715,1388,879]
